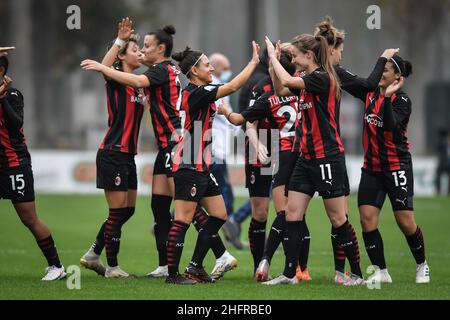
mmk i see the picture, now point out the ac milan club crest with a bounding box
[115,174,121,186]
[250,173,256,185]
[190,185,197,197]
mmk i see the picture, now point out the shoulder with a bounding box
[6,87,23,102]
[393,91,411,104]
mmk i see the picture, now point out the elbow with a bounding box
[134,78,147,89]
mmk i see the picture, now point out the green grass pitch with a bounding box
[1,194,449,300]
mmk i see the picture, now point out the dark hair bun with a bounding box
[172,46,192,62]
[162,25,176,35]
[403,60,413,78]
[315,16,333,37]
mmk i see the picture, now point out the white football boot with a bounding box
[210,251,238,280]
[415,261,430,284]
[42,265,66,281]
[365,268,393,284]
[262,274,298,286]
[80,249,106,276]
[105,265,129,278]
[145,265,169,278]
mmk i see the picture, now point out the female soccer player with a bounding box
[218,49,308,280]
[314,16,400,283]
[164,41,260,285]
[80,18,144,278]
[0,55,66,281]
[81,23,235,279]
[263,34,364,286]
[345,55,430,284]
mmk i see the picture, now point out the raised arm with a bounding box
[269,55,292,97]
[101,17,135,67]
[0,46,15,58]
[216,41,260,99]
[337,48,399,101]
[265,36,305,91]
[383,77,410,130]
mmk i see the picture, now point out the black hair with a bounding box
[148,25,176,57]
[279,49,296,76]
[107,34,139,70]
[0,56,9,75]
[314,16,345,49]
[390,54,413,78]
[172,47,203,78]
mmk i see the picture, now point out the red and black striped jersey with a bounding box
[0,88,31,169]
[291,71,303,154]
[99,79,145,155]
[291,68,344,160]
[242,90,298,152]
[172,83,220,173]
[143,60,183,151]
[361,89,412,172]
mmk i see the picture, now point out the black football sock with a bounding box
[92,219,107,255]
[92,206,134,256]
[331,226,346,273]
[298,218,310,271]
[193,206,226,258]
[167,220,190,276]
[249,218,267,273]
[333,221,362,277]
[151,194,173,266]
[263,211,286,263]
[36,235,62,268]
[104,207,131,267]
[282,221,303,279]
[190,216,226,267]
[405,226,426,264]
[362,229,387,269]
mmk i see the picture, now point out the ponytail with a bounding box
[292,34,341,100]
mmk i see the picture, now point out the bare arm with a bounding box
[246,121,269,164]
[81,60,150,88]
[216,41,260,99]
[101,17,134,67]
[265,36,305,91]
[269,57,292,97]
[217,102,246,125]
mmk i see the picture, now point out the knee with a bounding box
[329,214,346,228]
[252,205,268,222]
[395,215,417,235]
[359,211,378,232]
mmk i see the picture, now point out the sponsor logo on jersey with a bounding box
[365,114,384,128]
[298,101,313,111]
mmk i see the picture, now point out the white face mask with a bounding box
[219,70,232,83]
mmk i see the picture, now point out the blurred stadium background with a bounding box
[1,0,450,196]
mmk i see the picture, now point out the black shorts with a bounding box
[288,153,347,199]
[173,169,221,202]
[273,151,297,189]
[343,160,350,197]
[153,146,174,177]
[358,167,414,211]
[96,150,137,191]
[0,165,35,203]
[245,164,272,198]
